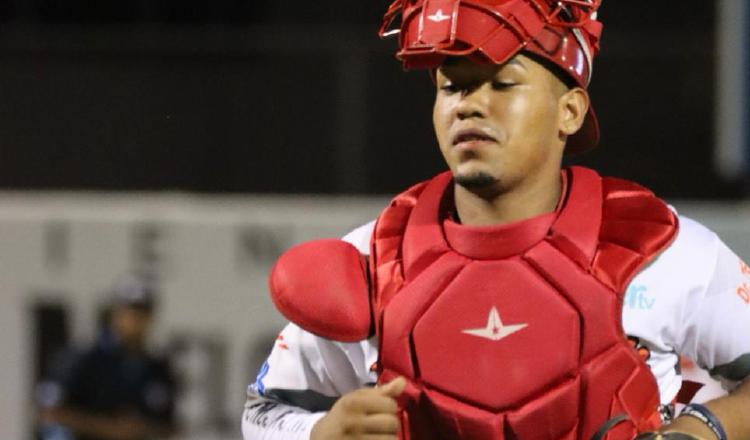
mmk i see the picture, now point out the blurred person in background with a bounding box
[37,273,178,440]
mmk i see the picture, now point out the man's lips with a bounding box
[452,128,498,147]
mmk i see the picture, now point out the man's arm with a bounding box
[661,378,750,439]
[242,378,404,440]
[242,321,380,440]
[242,393,327,440]
[243,222,380,439]
[662,225,750,438]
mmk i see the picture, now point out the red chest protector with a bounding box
[368,167,678,440]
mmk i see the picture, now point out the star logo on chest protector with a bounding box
[427,9,451,22]
[462,306,528,342]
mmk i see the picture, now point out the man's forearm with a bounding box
[662,378,750,439]
[242,395,326,440]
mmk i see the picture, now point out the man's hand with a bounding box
[311,377,406,440]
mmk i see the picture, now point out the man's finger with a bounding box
[378,377,406,398]
[350,392,398,414]
[361,413,400,434]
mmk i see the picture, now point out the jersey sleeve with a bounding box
[242,394,326,440]
[242,222,378,440]
[341,220,375,254]
[677,231,750,389]
[250,323,377,405]
[243,323,378,439]
[623,215,750,402]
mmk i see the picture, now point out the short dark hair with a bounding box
[521,50,578,90]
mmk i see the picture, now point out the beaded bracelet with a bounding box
[679,403,728,440]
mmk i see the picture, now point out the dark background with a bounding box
[0,1,746,198]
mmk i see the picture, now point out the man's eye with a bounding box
[492,81,515,90]
[440,83,459,94]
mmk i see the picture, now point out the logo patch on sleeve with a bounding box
[737,283,750,305]
[624,285,655,310]
[737,260,750,305]
[252,361,270,396]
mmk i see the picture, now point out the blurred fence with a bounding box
[0,193,748,439]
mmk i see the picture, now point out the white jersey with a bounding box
[242,215,750,440]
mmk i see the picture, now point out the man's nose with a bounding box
[455,85,490,120]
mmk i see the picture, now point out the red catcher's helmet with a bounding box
[380,0,604,154]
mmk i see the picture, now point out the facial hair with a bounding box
[454,171,498,190]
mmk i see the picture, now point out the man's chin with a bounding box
[453,171,498,190]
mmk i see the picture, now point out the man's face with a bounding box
[112,305,153,348]
[433,54,573,196]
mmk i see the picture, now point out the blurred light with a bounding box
[715,0,749,180]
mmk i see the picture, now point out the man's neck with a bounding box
[453,171,563,227]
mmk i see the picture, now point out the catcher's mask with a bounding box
[380,0,604,154]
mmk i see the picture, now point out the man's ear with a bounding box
[558,87,590,136]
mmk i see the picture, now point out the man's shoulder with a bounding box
[642,214,721,281]
[69,341,110,366]
[670,214,721,256]
[590,170,720,260]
